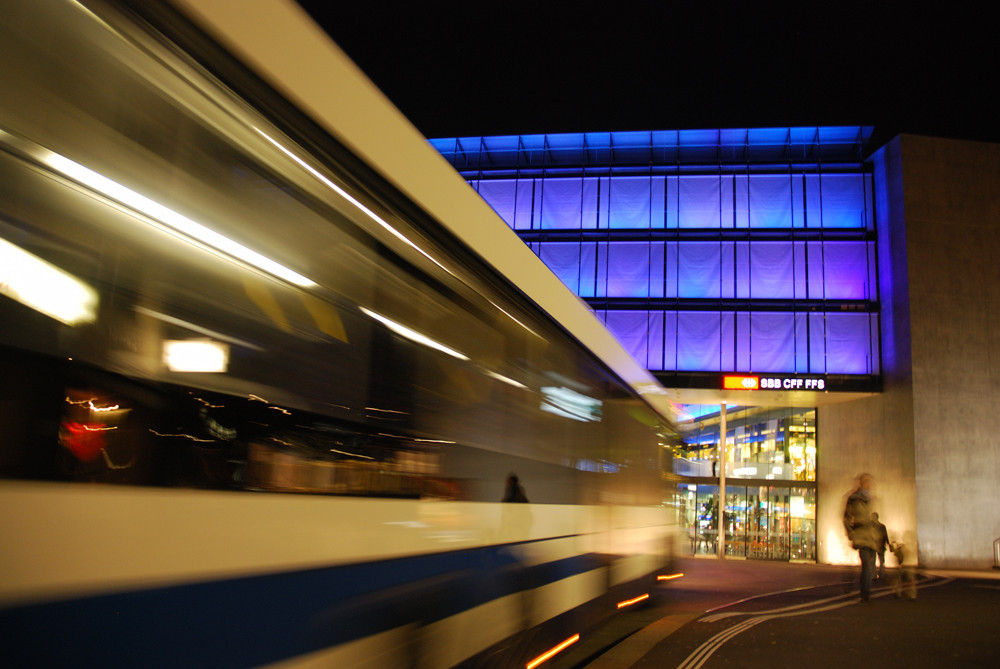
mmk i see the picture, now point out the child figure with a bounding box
[890,541,917,600]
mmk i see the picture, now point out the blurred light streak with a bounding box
[0,237,98,325]
[657,572,684,581]
[135,306,264,351]
[148,429,214,443]
[255,128,450,272]
[359,307,469,360]
[526,634,580,669]
[617,593,649,608]
[329,448,374,460]
[36,147,315,287]
[486,370,528,389]
[377,433,455,444]
[254,128,544,341]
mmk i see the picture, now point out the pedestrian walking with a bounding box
[843,473,879,601]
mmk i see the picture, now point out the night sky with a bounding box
[296,1,998,149]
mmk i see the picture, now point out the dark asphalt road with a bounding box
[549,557,1000,669]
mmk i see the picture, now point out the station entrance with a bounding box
[672,405,817,561]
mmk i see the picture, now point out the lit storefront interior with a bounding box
[670,405,817,560]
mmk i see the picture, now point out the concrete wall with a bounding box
[901,135,1000,569]
[819,135,1000,569]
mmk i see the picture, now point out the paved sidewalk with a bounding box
[551,557,1000,669]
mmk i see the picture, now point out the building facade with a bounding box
[432,129,1000,569]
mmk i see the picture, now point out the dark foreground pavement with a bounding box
[549,557,1000,669]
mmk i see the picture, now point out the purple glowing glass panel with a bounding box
[606,242,663,298]
[809,313,875,374]
[749,312,796,371]
[812,242,872,299]
[604,310,651,365]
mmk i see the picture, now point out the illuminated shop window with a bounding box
[674,407,816,483]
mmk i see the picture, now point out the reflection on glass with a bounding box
[675,407,816,482]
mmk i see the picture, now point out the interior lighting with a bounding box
[657,572,684,581]
[36,148,315,287]
[359,307,469,361]
[526,634,580,669]
[486,370,528,389]
[0,237,98,326]
[163,339,229,372]
[617,593,649,609]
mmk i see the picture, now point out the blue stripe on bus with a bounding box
[0,543,612,668]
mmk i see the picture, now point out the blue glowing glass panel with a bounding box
[539,178,583,229]
[606,242,663,298]
[794,313,810,372]
[679,176,721,228]
[749,175,793,228]
[646,310,665,369]
[720,312,736,370]
[805,174,868,228]
[662,311,677,370]
[749,312,795,371]
[748,243,794,298]
[677,312,722,371]
[678,243,721,298]
[608,176,664,228]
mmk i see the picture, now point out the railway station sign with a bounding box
[723,374,827,391]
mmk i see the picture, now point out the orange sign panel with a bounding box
[723,375,759,390]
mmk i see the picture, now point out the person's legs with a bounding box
[859,547,876,600]
[876,550,885,580]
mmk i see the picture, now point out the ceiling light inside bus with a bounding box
[163,339,229,372]
[0,237,98,325]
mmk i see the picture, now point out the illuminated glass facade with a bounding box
[433,128,879,561]
[430,127,878,378]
